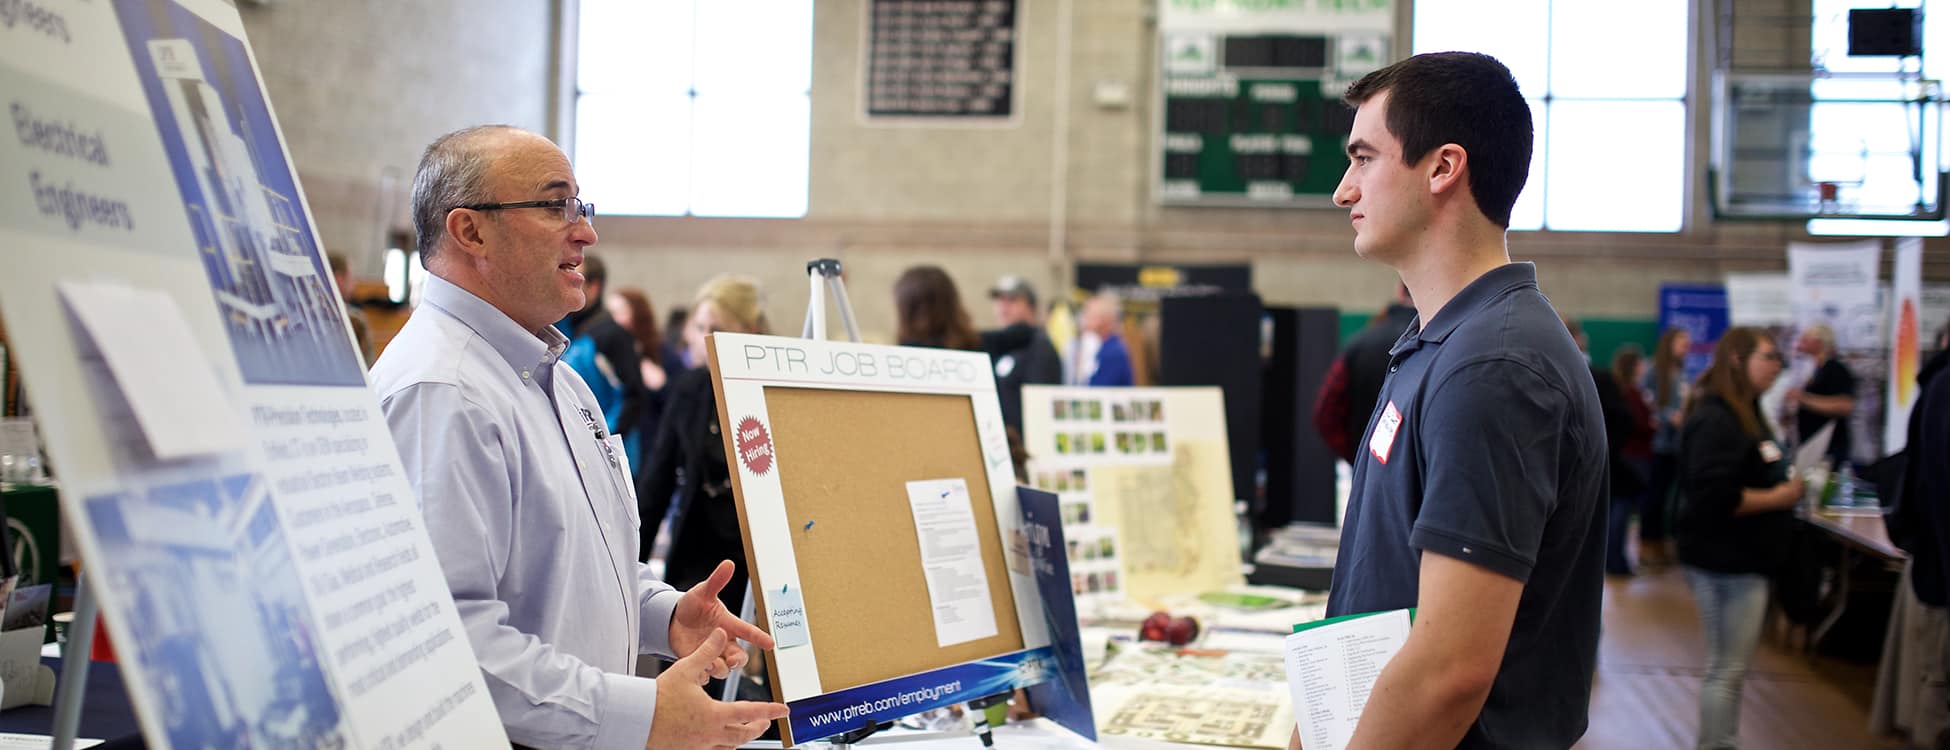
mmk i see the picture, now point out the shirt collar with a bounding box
[420,275,568,380]
[1392,262,1540,355]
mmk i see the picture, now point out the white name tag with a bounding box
[1369,401,1403,465]
[1758,440,1782,463]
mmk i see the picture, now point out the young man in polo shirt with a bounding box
[1298,53,1609,748]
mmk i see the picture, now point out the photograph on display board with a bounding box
[113,1,364,387]
[85,472,346,747]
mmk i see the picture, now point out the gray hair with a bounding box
[410,125,521,264]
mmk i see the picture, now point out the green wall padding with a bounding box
[1335,312,1658,371]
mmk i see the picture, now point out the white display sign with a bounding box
[0,1,503,747]
[1788,239,1883,351]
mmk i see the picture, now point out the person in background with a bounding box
[1564,316,1643,577]
[664,306,691,369]
[640,274,769,614]
[557,253,645,442]
[986,275,1062,433]
[1079,292,1132,386]
[1606,344,1656,576]
[326,252,375,365]
[1312,283,1416,463]
[1879,321,1950,747]
[893,265,981,351]
[1787,323,1856,468]
[1674,326,1802,750]
[1642,326,1693,568]
[607,286,683,475]
[1307,52,1607,749]
[371,125,785,748]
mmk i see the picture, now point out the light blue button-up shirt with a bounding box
[372,274,681,750]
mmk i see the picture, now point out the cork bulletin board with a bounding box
[760,386,1023,690]
[707,333,1049,746]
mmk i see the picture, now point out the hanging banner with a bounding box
[1787,240,1883,351]
[0,1,503,747]
[1725,273,1793,327]
[1886,238,1923,452]
[1656,283,1728,385]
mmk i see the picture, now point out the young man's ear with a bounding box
[1427,144,1468,196]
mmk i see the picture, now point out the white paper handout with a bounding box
[1283,608,1412,750]
[57,281,244,459]
[1794,422,1836,478]
[906,477,1000,647]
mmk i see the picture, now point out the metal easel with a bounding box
[51,574,99,750]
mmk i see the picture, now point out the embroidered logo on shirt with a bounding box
[734,415,775,476]
[1369,401,1403,465]
[1758,440,1782,464]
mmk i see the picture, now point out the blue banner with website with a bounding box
[1658,283,1728,384]
[787,646,1057,743]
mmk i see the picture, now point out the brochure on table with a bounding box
[1017,486,1098,742]
[708,332,1065,745]
[0,1,502,747]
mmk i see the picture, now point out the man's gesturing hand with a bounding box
[648,629,789,750]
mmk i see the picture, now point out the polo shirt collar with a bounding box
[1392,262,1540,354]
[419,274,568,380]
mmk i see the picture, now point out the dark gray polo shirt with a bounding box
[1326,262,1607,749]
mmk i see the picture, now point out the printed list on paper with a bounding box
[1283,608,1412,750]
[905,477,999,647]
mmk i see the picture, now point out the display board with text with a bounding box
[0,1,502,746]
[708,332,1071,746]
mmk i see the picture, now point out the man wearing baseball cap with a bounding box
[986,275,1061,431]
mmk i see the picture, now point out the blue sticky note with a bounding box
[768,584,811,650]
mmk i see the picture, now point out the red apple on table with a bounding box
[1166,616,1199,646]
[1140,611,1171,642]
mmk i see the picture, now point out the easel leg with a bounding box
[53,574,98,750]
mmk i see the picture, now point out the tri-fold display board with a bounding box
[707,332,1077,745]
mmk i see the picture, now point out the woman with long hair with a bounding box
[1675,327,1803,750]
[1642,326,1692,566]
[606,287,684,474]
[639,275,769,612]
[1605,345,1655,575]
[894,265,980,351]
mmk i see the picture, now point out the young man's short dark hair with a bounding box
[1343,52,1533,228]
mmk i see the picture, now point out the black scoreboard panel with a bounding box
[866,0,1016,118]
[1159,32,1372,205]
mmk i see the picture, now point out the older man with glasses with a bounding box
[370,125,788,750]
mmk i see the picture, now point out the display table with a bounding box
[1798,508,1907,649]
[0,656,139,745]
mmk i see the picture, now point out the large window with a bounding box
[574,1,814,218]
[1413,0,1690,232]
[1805,0,1945,219]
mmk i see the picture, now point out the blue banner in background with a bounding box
[786,647,1057,743]
[1658,283,1729,384]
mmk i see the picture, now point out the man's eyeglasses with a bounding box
[456,196,595,227]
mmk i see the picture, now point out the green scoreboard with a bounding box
[1156,0,1394,207]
